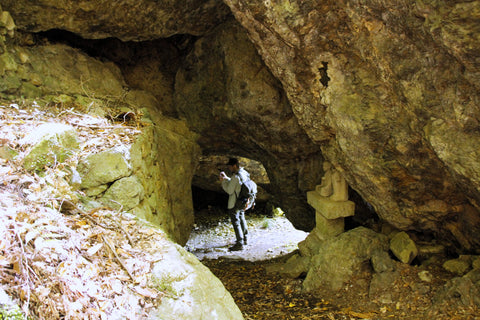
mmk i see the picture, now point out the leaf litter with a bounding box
[0,99,169,319]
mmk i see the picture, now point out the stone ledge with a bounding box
[307,190,355,219]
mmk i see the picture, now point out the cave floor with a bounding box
[186,208,480,320]
[185,207,308,261]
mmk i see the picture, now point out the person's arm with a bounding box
[220,172,238,195]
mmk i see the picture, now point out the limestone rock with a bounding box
[303,227,389,291]
[433,275,480,308]
[175,19,322,231]
[390,232,418,264]
[418,270,433,283]
[149,241,243,320]
[473,257,480,270]
[22,123,79,172]
[298,228,325,257]
[130,123,200,246]
[223,0,480,252]
[3,0,231,40]
[443,258,471,276]
[371,250,396,273]
[0,11,15,32]
[101,176,144,211]
[78,147,132,189]
[307,190,355,219]
[369,271,401,303]
[266,253,311,279]
[3,0,480,255]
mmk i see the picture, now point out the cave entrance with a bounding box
[186,155,308,261]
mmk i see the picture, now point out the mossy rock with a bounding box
[23,123,79,172]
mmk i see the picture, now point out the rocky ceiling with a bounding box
[3,0,480,253]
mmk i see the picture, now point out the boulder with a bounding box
[371,250,396,273]
[443,258,471,276]
[77,147,132,190]
[433,274,480,309]
[390,232,418,264]
[22,123,79,172]
[149,241,244,320]
[369,271,401,303]
[303,227,389,291]
[101,176,144,211]
[266,253,311,279]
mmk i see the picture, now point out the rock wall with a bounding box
[3,1,480,252]
[131,123,200,245]
[1,0,230,40]
[223,0,480,251]
[0,6,200,245]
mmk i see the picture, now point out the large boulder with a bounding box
[303,227,389,291]
[78,147,132,191]
[149,241,244,320]
[130,123,200,246]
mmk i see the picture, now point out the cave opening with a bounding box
[186,155,308,261]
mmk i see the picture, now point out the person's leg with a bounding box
[239,210,248,244]
[229,209,244,249]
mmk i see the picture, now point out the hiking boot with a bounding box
[228,243,244,251]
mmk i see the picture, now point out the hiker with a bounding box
[219,157,256,251]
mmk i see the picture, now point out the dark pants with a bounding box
[229,208,248,244]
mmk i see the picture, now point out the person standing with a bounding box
[219,158,250,251]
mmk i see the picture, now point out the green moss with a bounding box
[151,275,180,299]
[0,305,25,320]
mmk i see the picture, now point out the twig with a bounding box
[13,228,31,319]
[102,235,134,282]
[111,218,135,247]
[57,199,135,246]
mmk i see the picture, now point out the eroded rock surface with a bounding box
[2,0,231,40]
[2,1,480,252]
[223,0,480,251]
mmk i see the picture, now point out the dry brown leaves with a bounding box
[0,100,167,319]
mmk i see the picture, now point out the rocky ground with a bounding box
[186,209,480,320]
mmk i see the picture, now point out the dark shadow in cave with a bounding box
[34,28,196,64]
[345,187,380,231]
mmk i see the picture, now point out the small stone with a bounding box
[443,258,470,275]
[418,270,433,282]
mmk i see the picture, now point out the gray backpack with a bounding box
[235,177,257,211]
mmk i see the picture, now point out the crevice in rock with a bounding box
[34,28,196,65]
[345,187,379,231]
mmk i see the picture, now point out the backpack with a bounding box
[235,176,257,211]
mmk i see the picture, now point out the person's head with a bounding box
[226,157,240,173]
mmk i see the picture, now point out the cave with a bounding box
[1,1,480,318]
[25,13,480,255]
